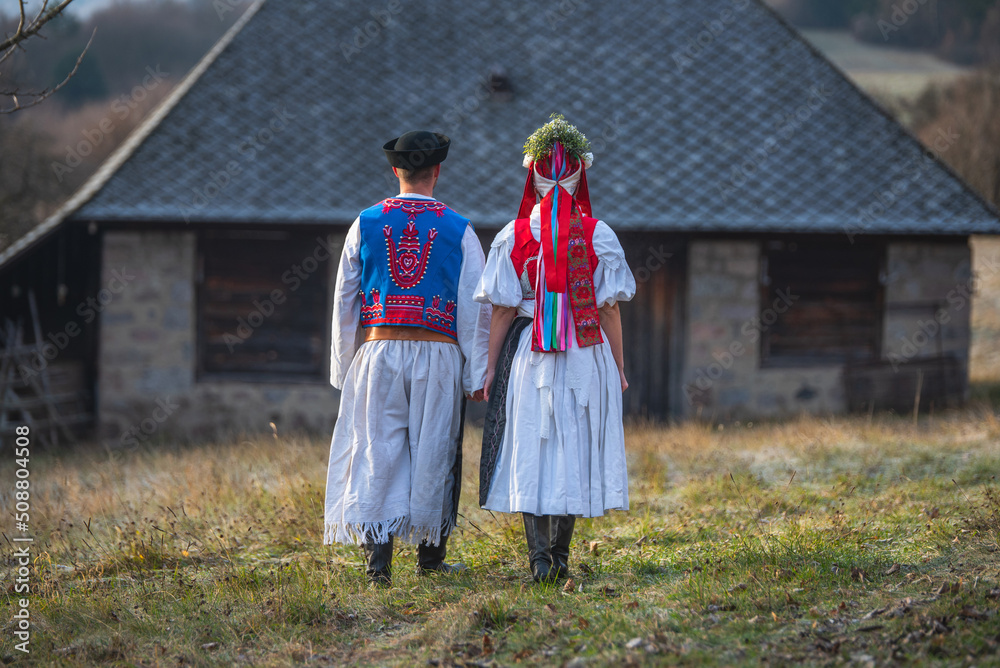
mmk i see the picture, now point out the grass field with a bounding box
[2,238,998,666]
[3,409,1000,667]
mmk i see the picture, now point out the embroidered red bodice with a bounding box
[510,216,599,300]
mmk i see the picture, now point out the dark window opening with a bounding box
[197,230,330,381]
[761,240,883,367]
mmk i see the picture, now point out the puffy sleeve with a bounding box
[330,217,363,389]
[591,220,636,307]
[457,224,491,395]
[474,221,522,308]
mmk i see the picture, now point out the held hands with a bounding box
[466,371,490,403]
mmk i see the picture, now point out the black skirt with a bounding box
[479,316,532,507]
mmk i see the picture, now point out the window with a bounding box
[760,240,883,367]
[197,230,331,381]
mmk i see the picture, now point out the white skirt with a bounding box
[324,340,463,546]
[483,324,629,517]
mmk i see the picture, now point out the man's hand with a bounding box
[467,389,485,402]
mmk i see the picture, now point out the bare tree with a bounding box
[1,0,92,113]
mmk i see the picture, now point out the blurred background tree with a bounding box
[770,0,1000,65]
[1,0,997,255]
[0,0,249,252]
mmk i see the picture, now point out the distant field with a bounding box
[3,412,999,666]
[801,29,970,100]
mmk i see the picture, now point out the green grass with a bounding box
[3,412,1000,666]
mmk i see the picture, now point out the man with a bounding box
[324,130,490,586]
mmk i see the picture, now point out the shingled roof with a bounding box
[54,0,1000,237]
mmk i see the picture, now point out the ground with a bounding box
[2,411,999,667]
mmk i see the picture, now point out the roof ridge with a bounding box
[0,0,269,271]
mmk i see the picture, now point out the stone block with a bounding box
[102,348,148,365]
[690,322,729,342]
[135,366,192,394]
[754,391,787,413]
[726,259,758,277]
[719,304,756,321]
[171,280,193,304]
[163,306,190,331]
[131,328,161,343]
[690,275,739,298]
[264,389,291,404]
[718,387,751,409]
[102,312,135,326]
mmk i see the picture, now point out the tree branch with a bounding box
[1,0,89,113]
[0,0,74,53]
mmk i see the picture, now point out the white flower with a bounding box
[523,154,533,168]
[583,152,594,168]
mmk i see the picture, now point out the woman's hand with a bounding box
[484,367,496,401]
[484,306,517,402]
[619,367,628,393]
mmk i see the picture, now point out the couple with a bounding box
[323,117,636,586]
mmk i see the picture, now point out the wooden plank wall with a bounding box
[761,240,884,366]
[198,230,330,380]
[617,233,685,420]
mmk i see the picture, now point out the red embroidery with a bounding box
[566,211,603,348]
[426,295,456,327]
[384,221,438,289]
[382,198,447,222]
[360,288,383,320]
[384,294,425,323]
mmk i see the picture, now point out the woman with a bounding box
[475,115,636,582]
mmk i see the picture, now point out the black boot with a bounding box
[551,515,576,579]
[362,537,393,587]
[522,513,557,583]
[417,535,467,575]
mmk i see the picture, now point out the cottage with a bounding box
[1,0,997,443]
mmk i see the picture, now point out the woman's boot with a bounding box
[522,513,557,582]
[551,515,576,579]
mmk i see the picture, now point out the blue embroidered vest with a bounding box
[358,197,468,340]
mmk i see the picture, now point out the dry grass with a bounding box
[3,409,1000,666]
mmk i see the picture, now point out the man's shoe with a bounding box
[551,515,576,579]
[363,538,393,587]
[417,537,468,575]
[522,513,557,583]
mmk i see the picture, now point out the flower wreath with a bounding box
[522,113,594,169]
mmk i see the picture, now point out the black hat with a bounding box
[382,130,450,170]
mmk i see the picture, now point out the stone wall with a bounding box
[882,240,971,389]
[98,230,340,446]
[681,238,973,420]
[681,239,847,419]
